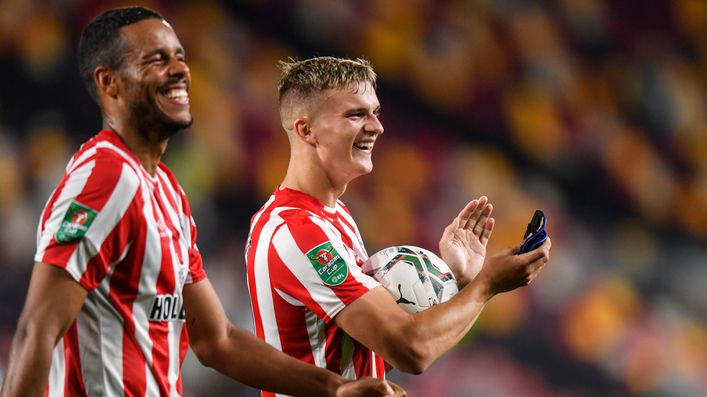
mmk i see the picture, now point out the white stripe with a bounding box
[162,176,187,395]
[66,146,97,174]
[139,199,161,396]
[77,248,129,396]
[35,160,96,260]
[156,170,196,287]
[47,340,66,397]
[145,361,159,397]
[304,309,327,368]
[253,208,289,351]
[93,141,143,175]
[155,169,181,208]
[65,163,139,281]
[339,334,356,380]
[334,210,368,261]
[249,195,276,235]
[245,194,276,290]
[153,177,191,397]
[275,288,304,306]
[132,178,161,388]
[271,225,348,320]
[252,206,292,397]
[155,177,190,284]
[338,205,367,258]
[167,321,182,396]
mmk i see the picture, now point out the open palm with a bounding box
[438,196,494,287]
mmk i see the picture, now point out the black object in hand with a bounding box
[519,210,548,254]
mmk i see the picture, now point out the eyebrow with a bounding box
[346,106,381,113]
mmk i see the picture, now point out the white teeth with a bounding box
[165,88,188,101]
[354,142,374,150]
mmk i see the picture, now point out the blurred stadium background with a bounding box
[1,0,706,396]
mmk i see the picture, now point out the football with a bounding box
[362,245,459,313]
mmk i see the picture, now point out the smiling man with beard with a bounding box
[0,7,403,397]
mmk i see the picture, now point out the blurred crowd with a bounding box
[1,0,706,396]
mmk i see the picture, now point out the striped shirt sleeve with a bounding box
[185,213,206,284]
[35,156,140,291]
[270,215,378,323]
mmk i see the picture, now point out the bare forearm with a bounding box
[2,264,88,397]
[422,280,487,342]
[394,277,491,371]
[195,324,342,397]
[1,324,56,397]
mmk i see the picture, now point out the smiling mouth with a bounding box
[354,141,374,151]
[162,87,189,105]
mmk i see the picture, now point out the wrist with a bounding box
[455,273,472,289]
[465,272,494,303]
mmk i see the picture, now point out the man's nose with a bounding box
[366,114,384,135]
[168,57,190,79]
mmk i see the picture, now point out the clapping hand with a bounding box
[438,196,494,287]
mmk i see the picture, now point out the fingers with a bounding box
[456,198,480,229]
[457,196,492,233]
[463,196,487,229]
[521,237,551,280]
[472,203,493,237]
[517,237,551,263]
[479,217,495,245]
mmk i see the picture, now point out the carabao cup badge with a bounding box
[56,201,98,243]
[306,242,349,286]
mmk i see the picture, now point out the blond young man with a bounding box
[245,57,551,395]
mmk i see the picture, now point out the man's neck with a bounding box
[105,122,168,176]
[281,164,347,208]
[127,138,168,176]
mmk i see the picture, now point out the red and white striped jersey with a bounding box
[34,130,206,397]
[246,187,385,397]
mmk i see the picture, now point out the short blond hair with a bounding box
[277,56,377,102]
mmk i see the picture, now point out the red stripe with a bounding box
[155,170,180,215]
[177,325,189,396]
[326,329,343,374]
[41,157,125,284]
[268,250,317,364]
[108,197,147,397]
[39,175,69,234]
[154,183,184,266]
[73,156,124,212]
[63,322,87,395]
[269,243,331,322]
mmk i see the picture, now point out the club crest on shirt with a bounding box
[56,201,98,243]
[306,241,348,286]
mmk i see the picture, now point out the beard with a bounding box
[128,97,193,142]
[123,78,193,142]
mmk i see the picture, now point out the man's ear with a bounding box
[94,66,119,98]
[293,117,317,146]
